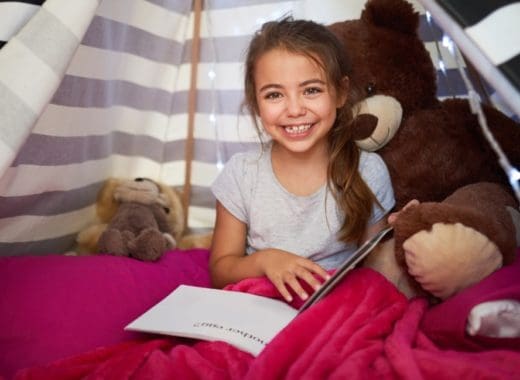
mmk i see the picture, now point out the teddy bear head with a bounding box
[329,0,438,151]
[329,0,520,210]
[96,177,185,243]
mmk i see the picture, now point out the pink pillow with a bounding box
[0,249,210,379]
[421,248,520,351]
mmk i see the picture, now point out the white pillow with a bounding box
[467,300,520,338]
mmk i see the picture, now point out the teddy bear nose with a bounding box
[135,177,144,182]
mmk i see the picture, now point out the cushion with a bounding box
[0,249,210,379]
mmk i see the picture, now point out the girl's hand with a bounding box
[256,249,330,302]
[388,199,420,225]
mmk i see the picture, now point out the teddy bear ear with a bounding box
[361,0,419,36]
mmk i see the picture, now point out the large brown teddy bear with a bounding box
[329,0,520,300]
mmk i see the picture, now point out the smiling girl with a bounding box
[210,17,395,302]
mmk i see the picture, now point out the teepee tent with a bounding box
[0,0,517,256]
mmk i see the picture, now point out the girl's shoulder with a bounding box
[222,146,267,176]
[359,150,386,171]
[227,147,264,164]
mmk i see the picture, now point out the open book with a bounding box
[125,226,393,356]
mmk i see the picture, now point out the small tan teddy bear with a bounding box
[75,177,212,261]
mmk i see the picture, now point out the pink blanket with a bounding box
[16,269,520,380]
[14,269,520,380]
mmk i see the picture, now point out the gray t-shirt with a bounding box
[211,145,395,270]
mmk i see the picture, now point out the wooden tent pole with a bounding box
[183,0,203,230]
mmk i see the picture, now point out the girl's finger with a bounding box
[388,212,399,224]
[271,277,293,302]
[389,199,420,224]
[283,272,309,301]
[403,199,420,210]
[295,267,323,292]
[302,261,330,283]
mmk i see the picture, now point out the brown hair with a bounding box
[244,17,379,243]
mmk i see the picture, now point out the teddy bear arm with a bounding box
[393,182,518,300]
[403,222,503,300]
[150,204,174,234]
[394,183,518,265]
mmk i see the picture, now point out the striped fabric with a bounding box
[0,0,475,256]
[419,0,520,117]
[0,0,100,175]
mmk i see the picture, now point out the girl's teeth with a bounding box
[285,124,310,134]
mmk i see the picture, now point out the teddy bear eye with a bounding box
[135,177,144,182]
[366,82,376,96]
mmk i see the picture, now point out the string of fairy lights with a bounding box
[201,0,224,171]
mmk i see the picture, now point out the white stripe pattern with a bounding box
[0,2,40,41]
[97,0,189,41]
[465,3,520,66]
[0,0,101,180]
[0,206,96,243]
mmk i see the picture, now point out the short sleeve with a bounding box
[359,152,395,224]
[211,153,251,223]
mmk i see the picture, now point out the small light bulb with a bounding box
[442,34,455,55]
[438,59,446,74]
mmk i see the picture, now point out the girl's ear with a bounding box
[336,76,349,108]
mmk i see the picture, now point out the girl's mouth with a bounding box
[283,123,313,135]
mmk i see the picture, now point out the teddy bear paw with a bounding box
[130,228,167,261]
[403,222,503,300]
[98,229,130,256]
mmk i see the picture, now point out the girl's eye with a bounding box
[264,92,282,100]
[304,87,323,95]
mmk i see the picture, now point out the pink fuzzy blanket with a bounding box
[14,269,520,380]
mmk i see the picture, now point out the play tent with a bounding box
[3,0,517,256]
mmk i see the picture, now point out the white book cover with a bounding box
[125,285,298,356]
[125,226,393,356]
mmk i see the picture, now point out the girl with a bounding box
[210,17,395,302]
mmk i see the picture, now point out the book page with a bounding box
[125,285,298,356]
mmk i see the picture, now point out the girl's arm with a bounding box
[210,201,329,302]
[359,217,389,245]
[209,201,259,287]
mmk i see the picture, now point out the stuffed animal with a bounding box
[328,0,520,300]
[75,177,212,260]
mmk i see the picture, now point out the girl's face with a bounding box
[254,48,346,155]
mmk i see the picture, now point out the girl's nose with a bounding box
[286,96,306,117]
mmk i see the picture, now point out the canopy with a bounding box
[419,0,520,116]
